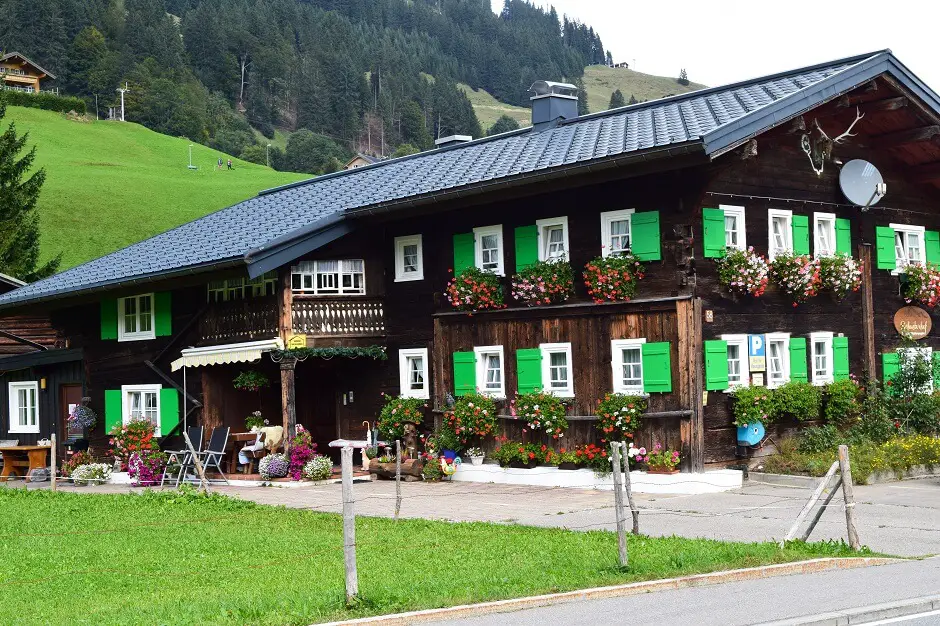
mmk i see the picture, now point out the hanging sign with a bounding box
[748,334,766,372]
[287,334,307,349]
[894,306,931,340]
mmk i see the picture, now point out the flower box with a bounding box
[509,460,537,469]
[557,462,578,470]
[647,467,680,475]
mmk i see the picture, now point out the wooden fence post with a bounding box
[801,477,842,542]
[620,442,639,534]
[50,434,57,492]
[394,440,402,520]
[341,446,359,603]
[838,445,861,550]
[609,442,628,567]
[783,461,839,544]
[183,432,210,494]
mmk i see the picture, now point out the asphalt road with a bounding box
[427,557,940,626]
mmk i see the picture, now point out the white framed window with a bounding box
[810,332,834,385]
[600,209,634,258]
[611,338,646,395]
[394,235,424,282]
[722,334,750,390]
[291,260,365,295]
[207,272,277,302]
[813,213,836,258]
[766,333,791,389]
[768,209,792,260]
[721,205,746,251]
[118,294,155,342]
[540,342,574,397]
[8,381,39,434]
[474,345,505,398]
[473,225,504,275]
[891,223,926,272]
[122,384,162,436]
[398,348,429,399]
[536,217,569,261]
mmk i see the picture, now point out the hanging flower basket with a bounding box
[769,252,821,306]
[511,259,574,307]
[900,263,940,308]
[514,391,569,439]
[445,267,505,312]
[583,253,645,303]
[715,247,768,297]
[818,253,863,302]
[594,393,647,442]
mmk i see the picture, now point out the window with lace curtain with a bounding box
[290,260,366,295]
[536,217,569,262]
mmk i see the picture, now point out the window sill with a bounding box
[8,427,40,434]
[117,332,155,342]
[613,389,647,397]
[394,275,424,283]
[400,392,430,400]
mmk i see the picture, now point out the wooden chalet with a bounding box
[2,51,940,470]
[0,52,55,94]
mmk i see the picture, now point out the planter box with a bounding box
[647,467,680,475]
[508,460,537,469]
[558,462,579,470]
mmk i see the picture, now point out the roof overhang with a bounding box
[0,52,55,79]
[170,338,283,372]
[243,213,354,279]
[0,348,82,372]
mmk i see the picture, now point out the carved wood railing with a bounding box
[199,296,279,344]
[292,297,386,337]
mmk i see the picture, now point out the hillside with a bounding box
[7,107,307,270]
[582,65,707,113]
[458,83,531,131]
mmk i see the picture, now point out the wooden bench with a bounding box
[0,446,51,482]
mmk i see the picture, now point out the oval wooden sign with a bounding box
[894,306,932,339]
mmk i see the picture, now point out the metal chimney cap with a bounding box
[434,135,473,147]
[529,80,578,99]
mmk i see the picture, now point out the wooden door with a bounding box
[59,383,84,459]
[296,365,338,457]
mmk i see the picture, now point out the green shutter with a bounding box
[104,389,122,435]
[926,230,940,267]
[154,292,172,337]
[875,226,897,270]
[835,218,852,255]
[630,211,661,261]
[516,348,542,393]
[882,352,900,386]
[514,225,539,271]
[641,342,672,393]
[453,351,476,396]
[789,337,808,383]
[791,214,810,256]
[159,388,180,437]
[832,336,849,381]
[453,232,475,273]
[100,299,118,340]
[702,208,726,258]
[704,339,729,391]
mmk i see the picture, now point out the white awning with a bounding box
[170,338,284,371]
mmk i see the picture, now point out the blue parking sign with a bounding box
[748,334,766,372]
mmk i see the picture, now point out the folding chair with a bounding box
[194,426,230,485]
[160,426,203,487]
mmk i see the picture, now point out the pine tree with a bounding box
[608,89,625,109]
[678,68,690,86]
[573,77,589,116]
[605,50,613,67]
[487,114,520,136]
[0,95,60,281]
[628,94,638,105]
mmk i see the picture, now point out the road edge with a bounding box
[760,593,940,625]
[319,557,901,625]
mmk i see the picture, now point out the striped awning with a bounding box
[170,338,284,371]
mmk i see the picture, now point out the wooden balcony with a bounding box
[198,296,386,345]
[292,297,385,338]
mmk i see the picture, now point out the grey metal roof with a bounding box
[0,50,934,311]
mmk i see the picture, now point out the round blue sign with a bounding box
[737,422,765,446]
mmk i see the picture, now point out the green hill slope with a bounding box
[6,107,308,271]
[457,83,531,132]
[582,65,707,113]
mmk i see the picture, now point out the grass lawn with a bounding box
[0,488,870,625]
[581,65,707,114]
[4,106,309,270]
[457,83,531,131]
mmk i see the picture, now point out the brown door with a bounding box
[296,365,338,458]
[59,384,85,461]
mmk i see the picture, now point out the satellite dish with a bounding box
[839,159,886,207]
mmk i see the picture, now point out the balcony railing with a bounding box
[292,297,385,337]
[199,296,279,345]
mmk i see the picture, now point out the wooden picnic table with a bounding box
[0,445,51,482]
[226,432,259,474]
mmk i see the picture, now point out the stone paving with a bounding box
[12,474,940,557]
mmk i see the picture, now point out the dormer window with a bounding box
[291,260,365,295]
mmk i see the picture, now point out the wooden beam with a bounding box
[911,161,940,183]
[858,96,908,113]
[859,244,876,382]
[872,125,940,148]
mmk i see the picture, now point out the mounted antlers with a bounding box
[801,107,866,176]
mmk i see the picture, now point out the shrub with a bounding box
[128,450,168,487]
[71,463,112,486]
[900,263,940,308]
[421,454,444,480]
[259,453,289,480]
[818,253,862,302]
[511,259,574,306]
[594,393,646,442]
[444,392,497,444]
[490,441,552,466]
[288,425,318,480]
[797,424,841,454]
[1,89,87,114]
[377,394,426,441]
[824,378,863,426]
[771,381,821,422]
[109,418,158,470]
[769,253,821,306]
[445,267,505,312]
[573,443,611,475]
[583,254,645,303]
[715,247,769,296]
[514,391,568,439]
[302,455,333,481]
[849,389,899,442]
[730,385,774,427]
[435,425,462,453]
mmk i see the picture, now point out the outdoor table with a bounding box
[226,432,260,474]
[0,445,51,482]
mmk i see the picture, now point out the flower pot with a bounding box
[736,422,766,446]
[509,460,536,469]
[557,462,578,470]
[469,455,484,466]
[647,467,680,475]
[442,449,457,461]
